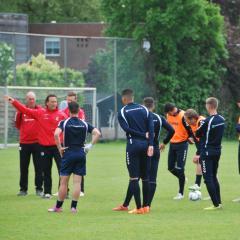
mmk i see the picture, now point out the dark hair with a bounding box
[45,94,57,105]
[143,97,154,109]
[164,102,176,113]
[68,101,79,114]
[67,91,77,98]
[121,89,134,98]
[184,109,199,120]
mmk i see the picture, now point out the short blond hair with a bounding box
[206,97,218,109]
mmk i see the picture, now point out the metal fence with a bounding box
[0,31,155,143]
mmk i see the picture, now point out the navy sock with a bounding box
[179,173,185,195]
[142,179,149,207]
[195,175,202,186]
[56,200,63,208]
[205,180,219,207]
[123,181,133,207]
[148,182,157,207]
[71,200,78,209]
[129,180,141,209]
[214,177,221,205]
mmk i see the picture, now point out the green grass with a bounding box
[0,141,240,240]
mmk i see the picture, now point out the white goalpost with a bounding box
[0,86,96,148]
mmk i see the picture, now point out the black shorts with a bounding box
[60,148,86,176]
[126,139,149,179]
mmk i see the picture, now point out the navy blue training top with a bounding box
[118,103,154,145]
[196,114,225,156]
[151,112,175,146]
[58,117,94,148]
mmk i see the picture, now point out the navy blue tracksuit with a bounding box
[148,112,175,206]
[58,117,94,176]
[196,114,225,207]
[118,102,154,208]
[149,112,175,184]
[118,103,154,178]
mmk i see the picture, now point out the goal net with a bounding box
[0,86,96,148]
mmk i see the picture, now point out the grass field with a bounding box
[0,141,240,240]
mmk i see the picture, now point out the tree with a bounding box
[0,0,104,23]
[16,53,84,87]
[102,0,227,112]
[0,42,14,86]
[85,39,152,101]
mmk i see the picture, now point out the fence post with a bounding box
[114,39,118,140]
[4,86,9,147]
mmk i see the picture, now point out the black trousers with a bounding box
[40,145,61,194]
[200,154,221,206]
[19,143,42,192]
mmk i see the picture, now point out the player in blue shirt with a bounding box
[196,97,225,210]
[48,102,101,213]
[143,97,175,209]
[113,89,154,214]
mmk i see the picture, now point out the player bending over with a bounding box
[184,109,205,191]
[48,102,101,213]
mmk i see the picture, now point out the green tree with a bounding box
[102,0,227,113]
[0,42,14,86]
[16,53,84,87]
[85,39,152,101]
[0,0,103,23]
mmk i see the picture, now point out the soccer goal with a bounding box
[0,86,96,148]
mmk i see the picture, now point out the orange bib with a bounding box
[190,116,205,141]
[167,110,188,143]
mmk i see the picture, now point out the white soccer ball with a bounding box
[189,190,202,201]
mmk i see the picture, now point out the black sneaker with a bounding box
[17,190,28,196]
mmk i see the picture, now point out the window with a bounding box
[44,37,60,56]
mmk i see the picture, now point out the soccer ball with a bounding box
[188,190,202,201]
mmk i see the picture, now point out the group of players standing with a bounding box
[5,88,240,214]
[5,91,101,212]
[113,89,225,214]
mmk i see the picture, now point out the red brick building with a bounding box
[28,23,107,71]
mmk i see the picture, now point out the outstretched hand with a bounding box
[4,95,14,103]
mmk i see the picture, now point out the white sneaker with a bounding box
[232,197,240,202]
[80,192,85,197]
[42,193,52,199]
[52,192,58,197]
[188,184,201,191]
[173,193,184,200]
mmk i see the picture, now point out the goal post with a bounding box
[0,86,96,148]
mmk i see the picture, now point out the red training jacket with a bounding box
[15,105,42,144]
[12,100,67,146]
[63,107,86,120]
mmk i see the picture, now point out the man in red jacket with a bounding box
[62,91,85,120]
[15,91,43,196]
[5,94,66,199]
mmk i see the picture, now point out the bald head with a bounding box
[25,91,36,108]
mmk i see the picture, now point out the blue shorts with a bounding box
[60,148,86,176]
[126,139,149,179]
